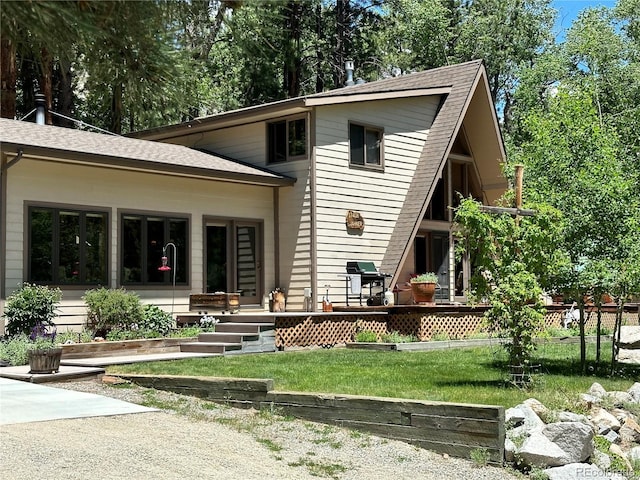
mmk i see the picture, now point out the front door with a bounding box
[205,220,262,305]
[430,232,450,301]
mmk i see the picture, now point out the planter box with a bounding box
[60,337,195,359]
[29,348,63,374]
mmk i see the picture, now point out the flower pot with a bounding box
[28,347,63,374]
[411,282,437,304]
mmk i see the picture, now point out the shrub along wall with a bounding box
[120,374,505,463]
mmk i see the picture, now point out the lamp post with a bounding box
[158,242,177,318]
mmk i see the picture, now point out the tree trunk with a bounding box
[110,82,123,134]
[595,303,602,370]
[283,1,302,98]
[39,47,54,125]
[0,35,17,119]
[610,299,624,375]
[315,2,325,93]
[55,57,74,128]
[578,298,586,374]
[333,0,349,88]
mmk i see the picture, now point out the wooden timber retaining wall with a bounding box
[60,337,194,359]
[120,374,505,463]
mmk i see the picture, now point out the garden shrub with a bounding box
[381,331,418,343]
[3,283,62,336]
[83,287,144,333]
[0,334,30,366]
[355,330,378,342]
[140,304,174,336]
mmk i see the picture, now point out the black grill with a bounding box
[344,261,390,306]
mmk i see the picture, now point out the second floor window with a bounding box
[350,123,383,168]
[268,117,307,163]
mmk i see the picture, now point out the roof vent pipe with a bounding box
[345,60,355,87]
[35,93,46,125]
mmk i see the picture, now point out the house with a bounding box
[0,59,507,331]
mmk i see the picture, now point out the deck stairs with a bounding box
[178,314,276,355]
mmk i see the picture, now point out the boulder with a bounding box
[589,382,608,400]
[629,446,640,463]
[544,463,624,480]
[524,398,549,419]
[557,411,590,425]
[629,382,640,403]
[620,417,640,443]
[617,349,640,365]
[519,429,569,467]
[518,422,594,468]
[606,391,634,407]
[504,437,517,463]
[618,326,640,349]
[543,422,594,463]
[506,403,544,430]
[591,449,611,471]
[591,407,622,432]
[602,430,620,444]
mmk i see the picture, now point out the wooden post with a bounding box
[515,164,524,226]
[515,165,524,210]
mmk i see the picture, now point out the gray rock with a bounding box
[581,393,600,407]
[605,391,634,407]
[602,429,620,444]
[542,422,594,463]
[557,411,590,424]
[519,429,569,467]
[504,437,517,463]
[524,398,549,419]
[591,407,621,432]
[505,406,525,427]
[620,417,640,443]
[618,326,640,349]
[507,403,544,430]
[591,449,611,471]
[589,382,607,399]
[544,463,605,480]
[629,446,640,463]
[629,382,640,403]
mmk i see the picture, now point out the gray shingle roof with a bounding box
[0,118,294,187]
[379,60,487,282]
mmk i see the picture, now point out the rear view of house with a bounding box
[0,59,507,330]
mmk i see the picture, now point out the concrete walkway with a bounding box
[0,377,156,425]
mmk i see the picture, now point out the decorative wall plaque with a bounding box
[346,210,365,230]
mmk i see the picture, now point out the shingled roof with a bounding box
[0,118,294,187]
[378,60,499,284]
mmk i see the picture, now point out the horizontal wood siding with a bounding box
[314,97,439,305]
[3,157,275,329]
[162,122,312,310]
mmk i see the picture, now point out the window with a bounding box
[349,123,382,168]
[28,206,108,285]
[121,214,188,285]
[268,117,307,163]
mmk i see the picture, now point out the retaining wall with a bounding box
[120,374,505,463]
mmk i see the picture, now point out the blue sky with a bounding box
[552,0,618,34]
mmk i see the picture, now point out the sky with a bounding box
[552,0,618,35]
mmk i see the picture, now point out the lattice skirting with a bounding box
[274,309,638,348]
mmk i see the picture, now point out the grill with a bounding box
[344,261,391,306]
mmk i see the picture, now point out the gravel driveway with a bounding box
[0,380,519,480]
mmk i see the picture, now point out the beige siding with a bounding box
[161,119,313,310]
[314,97,439,305]
[3,158,275,329]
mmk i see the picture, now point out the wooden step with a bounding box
[215,322,275,334]
[197,332,259,343]
[180,342,241,354]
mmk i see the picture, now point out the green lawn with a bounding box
[108,342,639,409]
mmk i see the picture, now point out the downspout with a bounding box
[309,111,318,311]
[0,148,23,318]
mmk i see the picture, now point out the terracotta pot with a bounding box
[411,282,437,304]
[28,347,63,374]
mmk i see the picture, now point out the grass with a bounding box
[108,342,639,409]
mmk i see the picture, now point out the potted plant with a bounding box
[410,272,439,304]
[27,322,63,374]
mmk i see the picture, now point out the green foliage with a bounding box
[470,447,491,467]
[3,283,62,336]
[381,331,418,343]
[0,334,30,366]
[454,197,567,367]
[410,272,438,283]
[140,305,174,336]
[83,287,144,332]
[354,330,378,343]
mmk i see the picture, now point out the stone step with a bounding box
[180,342,241,354]
[215,322,275,334]
[197,332,259,343]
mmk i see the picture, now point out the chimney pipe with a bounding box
[35,93,46,125]
[344,60,355,87]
